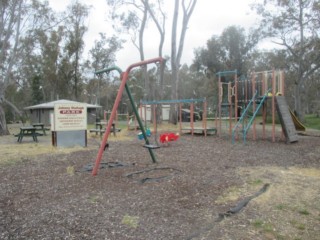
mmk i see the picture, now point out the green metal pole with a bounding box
[95,65,157,164]
[125,84,157,163]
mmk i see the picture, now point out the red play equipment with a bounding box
[159,132,180,144]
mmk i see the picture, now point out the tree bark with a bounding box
[0,0,23,136]
[169,0,179,124]
[169,0,197,124]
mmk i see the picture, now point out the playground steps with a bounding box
[275,96,299,143]
[232,89,270,144]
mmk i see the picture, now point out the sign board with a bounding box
[53,103,87,131]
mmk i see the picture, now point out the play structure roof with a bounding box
[24,99,101,110]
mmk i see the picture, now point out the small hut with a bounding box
[24,99,101,125]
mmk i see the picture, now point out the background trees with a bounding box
[252,0,320,121]
[1,0,319,135]
[193,26,259,77]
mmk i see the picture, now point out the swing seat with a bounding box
[143,144,160,149]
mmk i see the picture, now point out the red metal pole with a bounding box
[92,57,163,176]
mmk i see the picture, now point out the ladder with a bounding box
[232,89,270,144]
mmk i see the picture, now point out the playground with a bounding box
[0,123,320,239]
[1,58,320,239]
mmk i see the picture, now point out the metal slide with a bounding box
[288,108,306,131]
[275,96,299,143]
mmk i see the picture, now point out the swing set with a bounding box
[92,57,164,176]
[139,98,214,136]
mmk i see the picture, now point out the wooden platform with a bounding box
[181,127,217,135]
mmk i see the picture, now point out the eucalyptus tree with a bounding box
[0,0,24,134]
[106,0,166,101]
[0,0,54,134]
[107,0,150,98]
[84,33,123,110]
[169,0,197,123]
[252,0,320,121]
[193,26,259,77]
[61,1,89,100]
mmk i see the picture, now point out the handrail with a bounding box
[232,89,271,144]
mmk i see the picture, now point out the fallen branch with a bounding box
[186,183,270,240]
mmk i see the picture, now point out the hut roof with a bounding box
[24,99,101,110]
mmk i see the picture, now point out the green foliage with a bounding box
[31,75,44,105]
[192,26,259,76]
[252,0,320,121]
[305,114,320,130]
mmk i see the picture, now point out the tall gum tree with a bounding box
[170,0,197,123]
[0,0,24,135]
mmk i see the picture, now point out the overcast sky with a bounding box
[49,0,266,68]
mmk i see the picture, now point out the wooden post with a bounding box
[203,100,207,136]
[262,72,266,139]
[190,103,194,136]
[179,103,182,134]
[252,72,256,140]
[272,70,276,143]
[218,76,222,137]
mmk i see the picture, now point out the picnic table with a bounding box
[89,122,120,137]
[32,123,48,136]
[15,126,39,143]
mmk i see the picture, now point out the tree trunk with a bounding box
[169,0,197,124]
[140,2,149,100]
[0,104,10,135]
[169,0,179,124]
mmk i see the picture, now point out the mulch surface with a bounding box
[0,131,320,239]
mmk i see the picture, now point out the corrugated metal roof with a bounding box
[24,99,101,110]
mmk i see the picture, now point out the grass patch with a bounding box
[290,220,306,231]
[298,209,310,216]
[275,203,287,210]
[88,195,99,203]
[249,179,263,185]
[121,215,139,228]
[252,219,264,228]
[252,219,274,233]
[305,114,320,130]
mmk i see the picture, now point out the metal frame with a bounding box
[92,58,164,176]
